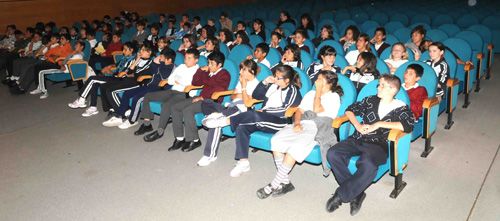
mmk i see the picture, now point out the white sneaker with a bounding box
[68,98,87,109]
[118,120,138,129]
[202,112,224,125]
[203,116,230,128]
[82,107,99,117]
[30,88,42,95]
[39,92,49,99]
[197,156,217,167]
[102,116,123,127]
[124,109,131,117]
[230,160,251,177]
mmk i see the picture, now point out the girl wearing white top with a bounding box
[257,70,342,198]
[197,59,260,166]
[384,42,409,75]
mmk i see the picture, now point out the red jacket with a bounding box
[192,68,230,102]
[407,86,428,119]
[103,42,123,57]
[45,43,73,63]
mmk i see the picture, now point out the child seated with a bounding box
[425,42,449,100]
[292,29,310,54]
[370,27,390,57]
[342,52,379,92]
[307,46,341,83]
[325,75,415,216]
[384,43,409,75]
[345,33,370,66]
[246,42,270,68]
[273,44,303,70]
[402,64,428,120]
[269,31,284,54]
[339,25,360,53]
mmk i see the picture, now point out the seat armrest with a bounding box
[183,85,204,93]
[284,107,299,118]
[211,90,235,100]
[137,75,152,82]
[332,115,349,128]
[244,98,263,108]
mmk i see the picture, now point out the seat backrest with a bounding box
[467,24,492,45]
[426,29,449,42]
[174,52,184,66]
[249,35,264,49]
[339,19,357,35]
[304,39,315,56]
[83,41,91,61]
[432,14,453,28]
[223,59,240,90]
[376,58,390,75]
[280,22,296,34]
[337,74,357,115]
[385,34,399,45]
[371,12,389,25]
[384,21,405,34]
[266,48,281,67]
[256,63,272,81]
[438,24,461,37]
[456,14,479,28]
[197,56,208,67]
[334,55,349,69]
[68,60,89,81]
[316,40,345,57]
[455,31,484,53]
[357,80,410,106]
[170,39,182,51]
[394,61,437,97]
[300,51,313,71]
[219,43,230,58]
[390,13,409,26]
[411,14,431,26]
[228,44,254,65]
[393,27,411,43]
[292,67,312,96]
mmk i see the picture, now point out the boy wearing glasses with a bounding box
[325,75,415,216]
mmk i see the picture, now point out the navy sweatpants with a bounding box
[327,137,387,202]
[115,86,159,123]
[229,111,288,160]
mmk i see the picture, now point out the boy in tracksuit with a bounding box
[102,47,176,129]
[325,75,415,216]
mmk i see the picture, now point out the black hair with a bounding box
[429,41,445,51]
[255,42,270,54]
[220,29,234,43]
[183,22,192,29]
[7,24,16,30]
[318,45,337,61]
[60,33,71,41]
[358,52,378,74]
[318,70,343,96]
[236,21,246,28]
[294,28,309,39]
[284,44,301,61]
[75,40,86,50]
[207,51,225,66]
[271,31,283,40]
[375,27,386,37]
[193,16,201,21]
[14,30,23,36]
[186,48,200,59]
[240,59,259,76]
[411,25,426,36]
[205,36,220,52]
[161,47,176,61]
[300,13,314,30]
[235,30,250,46]
[86,29,95,37]
[123,41,137,53]
[141,41,154,52]
[150,23,160,31]
[182,34,197,49]
[273,64,301,88]
[221,12,229,18]
[344,25,360,41]
[407,63,424,78]
[136,21,146,27]
[253,19,265,30]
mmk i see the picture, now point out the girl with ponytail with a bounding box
[202,64,302,177]
[256,70,342,199]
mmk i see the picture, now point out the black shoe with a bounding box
[326,190,343,213]
[168,139,185,151]
[143,131,163,142]
[10,86,25,95]
[349,192,366,216]
[1,79,10,85]
[134,124,153,135]
[256,184,273,199]
[181,140,202,152]
[7,80,17,87]
[272,182,295,197]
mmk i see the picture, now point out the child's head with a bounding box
[139,42,153,59]
[272,64,301,89]
[271,31,282,45]
[86,29,95,40]
[60,34,70,45]
[404,63,424,87]
[32,32,42,42]
[184,48,200,67]
[317,70,343,96]
[356,51,377,73]
[428,42,445,61]
[283,44,301,62]
[254,43,269,61]
[235,30,249,45]
[253,19,264,32]
[182,34,196,49]
[74,40,86,52]
[112,33,121,43]
[123,42,137,56]
[356,33,370,52]
[219,28,233,43]
[70,27,78,36]
[293,29,308,45]
[150,24,159,35]
[160,47,176,65]
[182,22,191,32]
[320,25,333,39]
[49,34,60,45]
[318,45,337,66]
[236,21,246,31]
[279,11,291,22]
[373,27,386,43]
[207,51,225,72]
[378,75,401,99]
[239,59,259,80]
[207,19,215,26]
[193,16,201,25]
[300,13,313,27]
[411,25,426,45]
[136,21,146,31]
[182,14,189,22]
[220,12,229,21]
[390,43,408,60]
[158,37,168,50]
[205,36,220,52]
[344,25,360,41]
[79,28,87,39]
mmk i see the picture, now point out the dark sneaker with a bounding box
[168,139,185,151]
[134,124,153,136]
[272,182,295,197]
[256,184,273,199]
[350,192,366,216]
[326,190,342,213]
[143,131,163,142]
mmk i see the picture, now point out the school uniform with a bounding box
[200,78,260,158]
[425,58,449,97]
[271,90,340,163]
[384,58,408,75]
[347,69,380,93]
[36,52,84,94]
[345,49,362,66]
[272,60,304,70]
[373,42,391,57]
[254,58,271,69]
[327,95,414,203]
[298,44,310,54]
[229,81,302,160]
[306,62,341,83]
[171,68,230,142]
[251,31,266,42]
[403,83,428,119]
[139,64,199,130]
[133,31,147,45]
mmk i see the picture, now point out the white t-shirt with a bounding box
[167,64,200,93]
[299,90,340,119]
[384,59,408,74]
[345,50,361,65]
[254,58,271,69]
[232,78,260,111]
[378,99,406,119]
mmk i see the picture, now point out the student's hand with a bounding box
[246,55,253,60]
[60,66,66,71]
[201,66,209,71]
[361,122,380,134]
[293,123,303,132]
[153,56,161,64]
[342,66,356,74]
[339,36,346,42]
[414,53,421,61]
[192,96,204,103]
[370,38,376,44]
[386,62,393,69]
[239,75,247,87]
[314,78,324,91]
[264,76,276,85]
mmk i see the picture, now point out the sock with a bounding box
[157,128,164,135]
[270,164,292,189]
[143,121,151,126]
[176,137,184,141]
[274,156,284,170]
[193,139,199,142]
